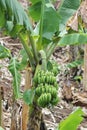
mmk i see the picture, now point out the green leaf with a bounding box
[0,0,6,9]
[8,58,21,98]
[19,32,35,69]
[31,4,60,40]
[0,8,5,28]
[42,6,59,40]
[58,0,80,30]
[0,44,11,59]
[0,0,33,32]
[47,60,53,71]
[58,107,84,130]
[29,2,41,22]
[19,49,28,70]
[74,76,82,81]
[23,89,35,105]
[10,25,23,37]
[58,33,87,46]
[67,59,83,68]
[29,0,41,5]
[6,21,14,32]
[0,126,4,130]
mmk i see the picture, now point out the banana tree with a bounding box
[0,0,61,129]
[0,0,87,130]
[58,0,87,90]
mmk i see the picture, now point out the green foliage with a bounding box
[23,89,35,105]
[58,33,87,46]
[0,8,5,28]
[58,0,80,31]
[47,60,53,70]
[0,0,83,63]
[66,59,83,68]
[47,60,60,76]
[42,6,59,40]
[74,76,82,82]
[29,0,41,5]
[58,107,84,130]
[0,0,32,35]
[6,21,14,32]
[19,49,28,70]
[9,25,23,37]
[19,31,35,65]
[0,0,85,112]
[0,44,11,59]
[8,57,21,98]
[29,2,41,22]
[0,44,26,99]
[29,0,59,42]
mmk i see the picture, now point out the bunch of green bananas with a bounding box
[34,70,58,87]
[33,70,59,108]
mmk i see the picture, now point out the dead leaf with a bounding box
[66,0,87,31]
[79,0,87,27]
[66,12,78,31]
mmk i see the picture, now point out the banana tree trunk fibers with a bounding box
[83,44,87,89]
[0,87,2,127]
[27,104,47,130]
[22,67,32,130]
[10,97,18,130]
[0,87,5,129]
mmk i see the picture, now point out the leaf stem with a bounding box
[46,37,60,59]
[38,0,45,49]
[28,31,39,64]
[46,43,57,60]
[19,33,35,70]
[39,50,47,71]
